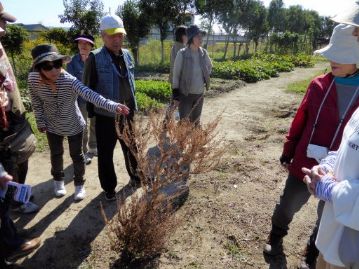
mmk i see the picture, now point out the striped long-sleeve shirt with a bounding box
[28,71,119,136]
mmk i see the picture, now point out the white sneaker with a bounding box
[17,201,39,214]
[54,180,67,197]
[74,185,86,201]
[88,147,98,156]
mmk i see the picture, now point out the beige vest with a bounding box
[179,47,210,96]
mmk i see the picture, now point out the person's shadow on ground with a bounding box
[13,164,76,232]
[110,253,160,269]
[263,252,288,269]
[19,183,137,269]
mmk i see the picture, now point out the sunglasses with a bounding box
[40,60,63,71]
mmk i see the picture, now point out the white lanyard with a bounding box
[308,79,359,149]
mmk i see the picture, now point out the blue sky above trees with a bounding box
[1,0,356,28]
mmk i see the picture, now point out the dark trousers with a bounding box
[0,153,25,263]
[271,174,324,261]
[0,150,28,184]
[95,114,139,193]
[46,132,85,186]
[0,122,30,264]
[179,93,204,124]
[0,211,24,261]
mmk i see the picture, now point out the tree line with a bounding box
[2,0,336,68]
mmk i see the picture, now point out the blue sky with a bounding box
[2,0,123,27]
[1,0,357,28]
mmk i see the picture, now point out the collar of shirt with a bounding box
[105,47,124,64]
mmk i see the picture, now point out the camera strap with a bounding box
[308,79,359,149]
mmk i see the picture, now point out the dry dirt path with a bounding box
[17,62,328,269]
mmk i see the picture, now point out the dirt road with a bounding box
[18,62,328,269]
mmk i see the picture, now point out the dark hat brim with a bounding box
[0,11,16,22]
[33,54,71,68]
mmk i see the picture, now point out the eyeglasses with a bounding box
[41,60,63,71]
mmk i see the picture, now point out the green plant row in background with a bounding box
[212,53,314,83]
[134,80,171,110]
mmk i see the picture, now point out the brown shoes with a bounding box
[7,237,41,262]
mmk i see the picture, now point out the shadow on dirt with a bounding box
[13,164,76,232]
[263,252,288,269]
[18,181,137,269]
[111,253,160,269]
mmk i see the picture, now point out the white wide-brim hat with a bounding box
[314,24,359,64]
[331,1,359,27]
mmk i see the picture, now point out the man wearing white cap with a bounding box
[83,15,140,201]
[264,24,359,269]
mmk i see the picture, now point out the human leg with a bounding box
[68,132,85,186]
[117,114,140,187]
[189,94,204,124]
[178,94,194,120]
[299,200,325,268]
[46,132,66,197]
[68,132,86,201]
[88,116,97,154]
[95,115,118,194]
[316,254,345,269]
[264,174,311,255]
[79,103,89,154]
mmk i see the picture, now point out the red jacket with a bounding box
[283,72,359,180]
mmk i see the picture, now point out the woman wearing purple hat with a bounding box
[67,34,97,165]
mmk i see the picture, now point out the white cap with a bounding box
[314,24,359,64]
[99,15,126,35]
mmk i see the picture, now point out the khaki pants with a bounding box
[317,254,345,269]
[79,102,97,153]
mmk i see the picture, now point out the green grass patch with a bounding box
[286,70,327,94]
[26,112,47,152]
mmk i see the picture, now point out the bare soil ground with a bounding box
[16,63,327,269]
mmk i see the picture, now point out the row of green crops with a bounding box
[211,53,314,83]
[18,53,315,112]
[135,80,171,110]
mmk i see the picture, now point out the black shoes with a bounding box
[105,191,116,201]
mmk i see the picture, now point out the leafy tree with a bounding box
[245,1,268,52]
[216,0,243,59]
[195,0,222,48]
[41,27,70,47]
[138,0,192,63]
[118,0,151,65]
[285,5,306,34]
[59,0,104,35]
[267,0,285,32]
[1,24,29,76]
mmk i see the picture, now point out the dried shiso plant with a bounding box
[102,108,224,263]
